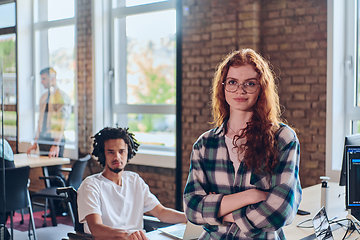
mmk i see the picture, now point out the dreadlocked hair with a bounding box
[91,127,139,167]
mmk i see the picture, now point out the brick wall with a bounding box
[77,0,93,156]
[260,0,327,187]
[74,0,327,208]
[181,0,327,190]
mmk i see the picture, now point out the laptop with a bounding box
[158,221,204,240]
[312,206,334,240]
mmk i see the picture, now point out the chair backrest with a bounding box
[57,186,84,233]
[0,166,31,211]
[0,158,15,168]
[67,154,91,190]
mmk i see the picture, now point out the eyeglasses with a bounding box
[222,79,259,94]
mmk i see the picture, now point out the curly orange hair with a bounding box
[211,48,284,173]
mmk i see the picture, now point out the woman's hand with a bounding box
[223,213,235,223]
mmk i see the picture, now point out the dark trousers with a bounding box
[38,138,67,213]
[38,138,66,185]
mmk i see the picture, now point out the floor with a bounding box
[11,224,73,240]
[6,204,74,240]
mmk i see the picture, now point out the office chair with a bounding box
[0,159,15,168]
[31,154,91,228]
[0,157,27,225]
[0,166,37,240]
[56,187,93,240]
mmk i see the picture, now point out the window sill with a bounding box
[129,148,176,169]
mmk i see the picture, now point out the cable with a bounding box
[296,215,360,240]
[296,218,313,228]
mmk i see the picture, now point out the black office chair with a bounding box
[0,158,15,168]
[0,166,37,240]
[56,187,93,240]
[31,154,91,228]
[0,157,27,225]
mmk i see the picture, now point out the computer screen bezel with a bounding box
[345,145,360,213]
[339,133,360,186]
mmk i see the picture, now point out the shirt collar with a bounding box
[214,120,228,136]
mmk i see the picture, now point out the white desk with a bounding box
[147,182,360,239]
[14,153,70,168]
[283,182,359,239]
[146,225,186,240]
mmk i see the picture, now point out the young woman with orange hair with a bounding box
[183,48,302,239]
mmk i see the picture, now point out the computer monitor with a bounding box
[344,145,360,221]
[339,133,360,186]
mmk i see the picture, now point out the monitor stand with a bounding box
[348,209,360,222]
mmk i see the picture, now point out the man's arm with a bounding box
[85,213,149,240]
[49,90,71,157]
[147,204,187,224]
[27,122,41,154]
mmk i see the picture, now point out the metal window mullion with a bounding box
[117,16,127,104]
[38,0,48,22]
[111,0,127,126]
[113,104,176,114]
[345,0,358,136]
[112,0,175,18]
[33,18,76,30]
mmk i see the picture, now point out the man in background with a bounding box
[26,67,71,214]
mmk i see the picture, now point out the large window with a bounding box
[0,1,16,141]
[111,0,176,152]
[32,0,77,156]
[350,1,360,134]
[93,0,177,167]
[327,0,360,181]
[345,1,360,136]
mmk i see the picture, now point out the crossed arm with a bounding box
[216,189,268,222]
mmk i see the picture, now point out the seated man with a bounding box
[0,138,15,168]
[0,138,14,240]
[78,127,187,240]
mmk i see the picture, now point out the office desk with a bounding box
[14,153,70,168]
[14,153,70,188]
[147,182,359,240]
[283,182,359,239]
[14,153,71,227]
[146,228,183,239]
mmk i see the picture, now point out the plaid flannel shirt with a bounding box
[183,123,302,240]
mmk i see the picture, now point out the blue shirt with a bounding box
[0,139,14,161]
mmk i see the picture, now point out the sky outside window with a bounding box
[0,3,15,28]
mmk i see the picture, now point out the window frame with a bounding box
[93,0,177,168]
[17,0,78,159]
[0,1,17,142]
[326,0,359,181]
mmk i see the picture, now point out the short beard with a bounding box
[107,165,124,174]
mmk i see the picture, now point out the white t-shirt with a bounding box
[77,171,160,234]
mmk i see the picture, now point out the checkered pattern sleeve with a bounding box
[183,130,225,226]
[232,125,302,238]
